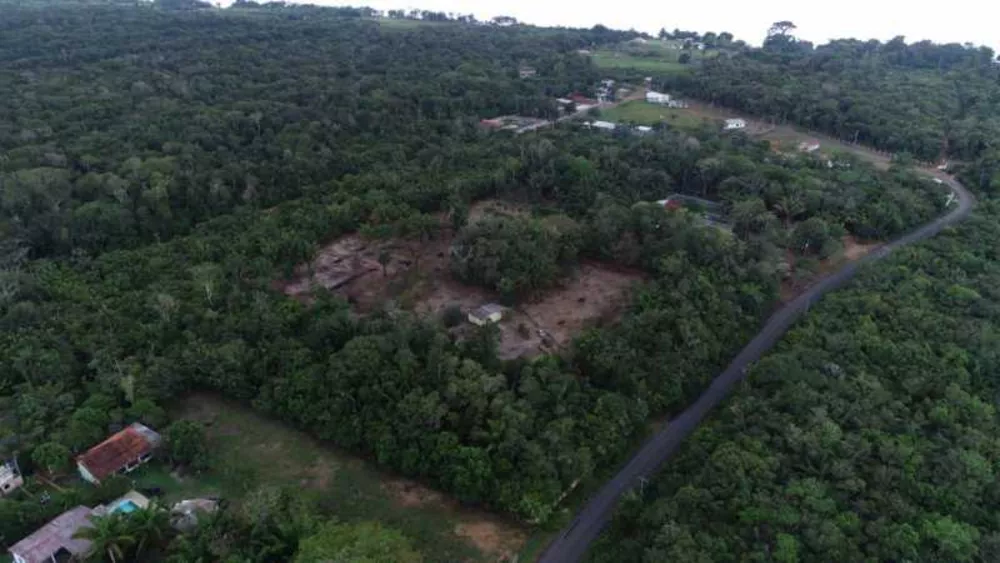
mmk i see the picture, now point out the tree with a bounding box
[32,442,70,475]
[164,420,209,469]
[792,217,832,254]
[75,513,136,563]
[679,53,692,64]
[377,248,392,277]
[126,399,166,428]
[767,20,797,38]
[129,503,171,558]
[294,521,422,563]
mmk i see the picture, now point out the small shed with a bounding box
[1,461,23,496]
[469,304,504,326]
[171,498,220,532]
[724,118,747,130]
[645,91,671,105]
[589,121,617,131]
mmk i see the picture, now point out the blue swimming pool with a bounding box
[112,500,139,514]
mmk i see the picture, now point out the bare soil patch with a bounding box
[780,236,881,302]
[456,521,526,562]
[277,200,642,360]
[383,478,445,508]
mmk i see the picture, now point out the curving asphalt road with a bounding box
[538,172,975,563]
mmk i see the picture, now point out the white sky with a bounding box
[217,0,1000,52]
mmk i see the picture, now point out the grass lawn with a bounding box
[376,18,453,31]
[600,100,706,129]
[592,52,691,74]
[168,393,526,562]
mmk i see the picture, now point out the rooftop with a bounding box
[76,422,161,482]
[0,462,19,484]
[9,506,94,563]
[471,303,504,318]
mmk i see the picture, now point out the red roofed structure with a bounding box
[76,422,162,485]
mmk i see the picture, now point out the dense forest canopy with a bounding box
[663,26,1000,170]
[590,20,1000,563]
[1,3,997,561]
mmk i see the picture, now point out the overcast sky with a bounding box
[218,0,1000,52]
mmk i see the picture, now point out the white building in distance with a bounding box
[724,118,747,130]
[645,91,671,105]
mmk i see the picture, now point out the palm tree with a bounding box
[74,512,136,563]
[129,502,172,558]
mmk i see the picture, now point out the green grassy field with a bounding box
[600,100,706,129]
[592,52,690,73]
[168,394,526,562]
[591,39,719,74]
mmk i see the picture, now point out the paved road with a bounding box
[537,172,975,563]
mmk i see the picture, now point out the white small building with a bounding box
[798,141,821,153]
[645,91,671,105]
[469,304,504,326]
[0,462,23,496]
[636,126,654,135]
[589,121,617,131]
[724,118,747,130]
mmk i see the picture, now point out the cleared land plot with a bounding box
[600,100,705,129]
[778,235,881,303]
[171,393,527,561]
[278,200,642,359]
[592,52,690,73]
[683,100,895,169]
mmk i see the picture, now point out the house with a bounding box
[588,121,617,131]
[645,91,671,105]
[8,506,95,563]
[468,304,504,326]
[518,67,537,79]
[636,126,654,135]
[667,99,689,108]
[480,118,504,129]
[723,118,747,130]
[1,461,24,496]
[798,141,821,153]
[76,422,161,485]
[555,98,573,106]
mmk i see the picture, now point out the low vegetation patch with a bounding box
[171,394,526,561]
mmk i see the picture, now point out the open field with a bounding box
[590,39,719,73]
[683,100,895,168]
[278,200,641,360]
[599,100,705,129]
[170,394,527,561]
[591,52,690,73]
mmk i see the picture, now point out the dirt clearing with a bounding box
[779,235,881,302]
[277,200,643,360]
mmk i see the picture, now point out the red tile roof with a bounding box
[76,423,161,482]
